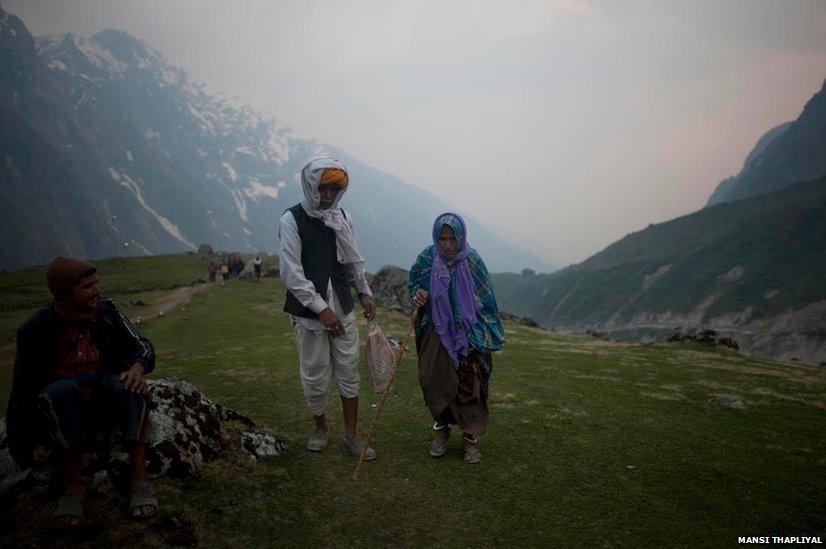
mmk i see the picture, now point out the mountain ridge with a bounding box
[0,6,554,272]
[706,77,826,206]
[492,77,826,364]
[706,121,793,206]
[494,175,826,364]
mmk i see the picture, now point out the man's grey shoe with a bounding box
[306,426,329,452]
[429,424,450,458]
[341,437,377,461]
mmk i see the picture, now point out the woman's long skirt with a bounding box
[416,327,491,437]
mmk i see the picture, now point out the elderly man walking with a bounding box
[279,157,377,460]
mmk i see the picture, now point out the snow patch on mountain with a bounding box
[37,33,123,78]
[187,101,214,135]
[74,35,125,74]
[74,93,90,111]
[129,240,152,255]
[0,9,15,34]
[222,162,239,183]
[158,65,184,87]
[1,19,553,272]
[230,189,248,221]
[266,129,291,165]
[244,180,285,200]
[35,33,67,53]
[109,167,195,249]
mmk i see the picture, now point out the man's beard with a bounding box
[56,296,100,321]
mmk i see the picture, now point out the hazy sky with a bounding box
[6,0,826,268]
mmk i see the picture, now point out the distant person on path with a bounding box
[232,256,244,278]
[279,157,377,460]
[219,261,228,285]
[254,255,262,280]
[5,257,158,525]
[408,213,505,464]
[208,260,217,283]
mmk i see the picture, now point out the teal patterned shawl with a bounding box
[408,245,505,354]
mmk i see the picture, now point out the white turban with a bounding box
[299,157,365,266]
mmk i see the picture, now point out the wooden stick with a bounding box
[352,308,419,481]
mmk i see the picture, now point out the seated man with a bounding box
[5,257,158,525]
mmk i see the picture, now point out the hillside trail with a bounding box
[135,283,210,321]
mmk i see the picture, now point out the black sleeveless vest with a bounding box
[283,204,355,318]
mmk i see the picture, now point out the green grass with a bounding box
[0,253,210,311]
[1,255,825,547]
[0,253,217,401]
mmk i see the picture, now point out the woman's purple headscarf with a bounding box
[429,213,480,366]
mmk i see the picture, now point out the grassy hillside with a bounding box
[1,255,824,546]
[494,176,826,329]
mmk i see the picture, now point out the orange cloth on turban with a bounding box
[320,168,348,189]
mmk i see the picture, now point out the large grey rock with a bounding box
[240,432,287,460]
[372,265,412,313]
[0,378,287,496]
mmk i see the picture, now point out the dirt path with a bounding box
[138,283,210,320]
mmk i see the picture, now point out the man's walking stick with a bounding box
[352,306,419,481]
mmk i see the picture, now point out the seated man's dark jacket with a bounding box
[5,297,155,467]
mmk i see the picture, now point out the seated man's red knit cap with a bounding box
[46,256,97,297]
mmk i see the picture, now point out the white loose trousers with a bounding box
[294,318,360,416]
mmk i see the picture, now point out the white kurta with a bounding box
[278,210,371,328]
[278,209,372,414]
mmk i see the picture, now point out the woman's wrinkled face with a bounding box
[437,225,458,254]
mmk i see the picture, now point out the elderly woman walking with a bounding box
[408,212,505,464]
